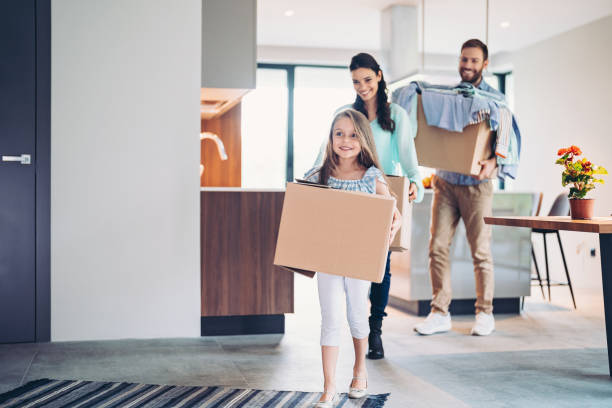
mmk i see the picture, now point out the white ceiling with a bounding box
[257,0,612,55]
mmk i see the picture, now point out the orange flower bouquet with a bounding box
[556,145,607,218]
[556,146,607,199]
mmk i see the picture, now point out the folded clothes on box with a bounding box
[393,81,521,181]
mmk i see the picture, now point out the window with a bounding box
[504,72,514,111]
[242,65,514,189]
[241,64,353,188]
[495,71,514,190]
[241,68,288,189]
[293,67,354,179]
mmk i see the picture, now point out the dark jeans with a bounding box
[369,251,391,321]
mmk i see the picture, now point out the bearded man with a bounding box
[414,39,505,337]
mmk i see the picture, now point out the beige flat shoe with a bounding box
[313,390,339,407]
[348,376,368,399]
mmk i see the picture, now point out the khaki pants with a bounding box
[429,176,494,314]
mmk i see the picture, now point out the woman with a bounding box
[341,53,424,362]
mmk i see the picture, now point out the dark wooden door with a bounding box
[0,0,37,343]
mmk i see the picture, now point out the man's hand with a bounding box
[473,157,497,181]
[408,182,418,202]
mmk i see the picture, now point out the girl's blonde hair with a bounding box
[318,109,388,187]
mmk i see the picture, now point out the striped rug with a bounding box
[0,379,389,407]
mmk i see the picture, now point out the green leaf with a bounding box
[594,167,608,175]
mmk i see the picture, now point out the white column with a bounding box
[381,5,419,82]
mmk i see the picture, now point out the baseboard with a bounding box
[201,314,285,336]
[389,296,521,316]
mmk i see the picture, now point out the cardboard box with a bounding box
[274,182,395,283]
[415,95,493,175]
[386,175,412,252]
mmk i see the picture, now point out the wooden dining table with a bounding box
[484,216,612,375]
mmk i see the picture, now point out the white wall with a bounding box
[511,15,612,289]
[51,0,201,340]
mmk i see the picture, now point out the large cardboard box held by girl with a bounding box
[274,182,395,283]
[415,95,493,175]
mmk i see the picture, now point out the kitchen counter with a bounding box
[200,189,292,336]
[201,187,285,192]
[201,186,537,323]
[389,190,536,315]
[202,187,537,194]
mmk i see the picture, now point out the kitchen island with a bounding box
[200,187,291,335]
[389,190,536,315]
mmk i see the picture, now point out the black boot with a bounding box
[367,317,384,360]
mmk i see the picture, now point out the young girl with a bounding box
[305,109,401,407]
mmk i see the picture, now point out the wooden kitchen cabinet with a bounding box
[200,190,293,335]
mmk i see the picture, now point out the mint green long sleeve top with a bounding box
[314,103,424,203]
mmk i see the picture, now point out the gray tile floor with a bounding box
[1,281,612,407]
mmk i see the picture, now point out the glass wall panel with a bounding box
[293,66,354,179]
[241,68,288,188]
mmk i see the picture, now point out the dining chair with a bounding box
[531,192,576,309]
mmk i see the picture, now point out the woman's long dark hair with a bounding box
[350,53,395,133]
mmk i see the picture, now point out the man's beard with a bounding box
[460,67,483,84]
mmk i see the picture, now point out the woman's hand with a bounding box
[390,207,402,241]
[408,182,418,202]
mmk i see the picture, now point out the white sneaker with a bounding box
[471,312,495,336]
[414,312,451,335]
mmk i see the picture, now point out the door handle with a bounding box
[2,154,31,165]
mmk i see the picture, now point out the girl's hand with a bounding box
[408,182,418,202]
[390,207,402,241]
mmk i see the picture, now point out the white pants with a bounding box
[317,272,370,346]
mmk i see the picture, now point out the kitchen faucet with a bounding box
[200,132,228,173]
